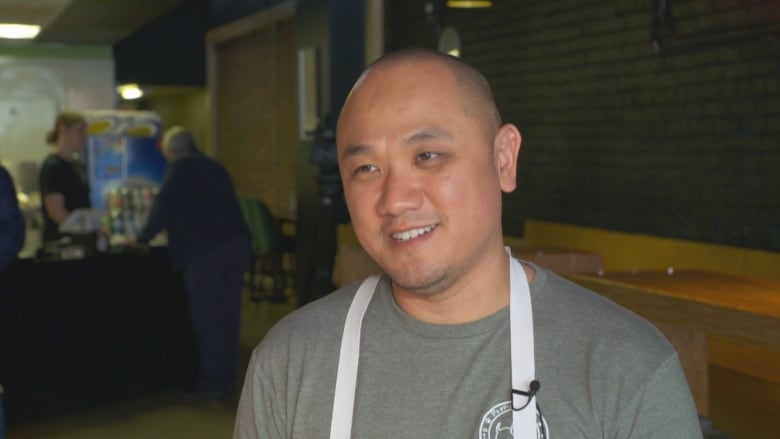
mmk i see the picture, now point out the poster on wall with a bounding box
[85,110,167,238]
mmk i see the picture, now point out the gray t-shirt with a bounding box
[234,262,702,438]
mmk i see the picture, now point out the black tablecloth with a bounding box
[0,247,197,425]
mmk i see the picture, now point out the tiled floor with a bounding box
[7,392,237,439]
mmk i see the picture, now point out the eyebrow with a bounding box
[339,126,454,161]
[340,143,371,160]
[404,127,453,146]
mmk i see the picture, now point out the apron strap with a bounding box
[330,249,537,438]
[329,274,381,439]
[508,247,537,434]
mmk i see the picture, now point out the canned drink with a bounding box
[109,188,121,211]
[132,188,142,210]
[142,187,154,210]
[111,211,123,236]
[124,211,136,237]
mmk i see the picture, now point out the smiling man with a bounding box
[233,48,701,438]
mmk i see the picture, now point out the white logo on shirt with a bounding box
[478,401,548,439]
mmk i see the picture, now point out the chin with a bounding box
[388,266,451,296]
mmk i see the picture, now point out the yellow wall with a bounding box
[518,220,780,281]
[339,220,780,281]
[121,86,211,155]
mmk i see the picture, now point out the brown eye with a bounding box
[418,151,438,161]
[352,164,378,176]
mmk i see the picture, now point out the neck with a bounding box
[171,150,195,161]
[55,147,74,161]
[392,247,534,325]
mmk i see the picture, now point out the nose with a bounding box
[377,167,423,217]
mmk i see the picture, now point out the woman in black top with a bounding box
[39,111,91,243]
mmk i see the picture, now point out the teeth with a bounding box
[392,225,436,241]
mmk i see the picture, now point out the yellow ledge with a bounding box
[339,220,780,282]
[519,220,780,281]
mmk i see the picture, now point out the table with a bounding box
[568,269,780,416]
[509,242,603,275]
[0,248,197,426]
[334,242,604,288]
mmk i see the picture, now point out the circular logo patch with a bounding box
[478,401,548,439]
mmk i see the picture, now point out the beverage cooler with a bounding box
[84,110,167,245]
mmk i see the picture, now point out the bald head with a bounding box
[334,48,523,302]
[162,126,197,161]
[340,48,502,142]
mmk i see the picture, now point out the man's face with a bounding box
[337,60,519,297]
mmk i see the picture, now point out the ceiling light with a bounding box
[438,27,462,58]
[447,1,492,8]
[0,23,41,39]
[117,84,144,100]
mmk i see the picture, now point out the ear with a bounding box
[493,123,522,193]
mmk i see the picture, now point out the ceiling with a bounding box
[0,0,186,45]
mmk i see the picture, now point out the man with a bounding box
[233,49,701,437]
[0,164,25,272]
[136,126,251,399]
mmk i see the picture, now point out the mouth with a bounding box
[391,224,437,242]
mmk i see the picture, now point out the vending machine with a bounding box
[84,110,167,242]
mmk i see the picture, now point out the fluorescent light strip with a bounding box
[0,23,41,39]
[117,84,144,100]
[447,1,493,8]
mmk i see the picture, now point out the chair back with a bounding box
[239,197,280,255]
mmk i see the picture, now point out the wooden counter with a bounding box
[569,270,780,351]
[334,242,604,288]
[510,242,603,275]
[568,269,780,416]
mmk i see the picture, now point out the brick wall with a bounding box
[385,0,780,251]
[213,17,297,219]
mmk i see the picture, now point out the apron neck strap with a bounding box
[330,248,538,438]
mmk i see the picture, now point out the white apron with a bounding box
[329,248,538,438]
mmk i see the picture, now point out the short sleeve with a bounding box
[39,158,67,196]
[616,354,703,438]
[233,348,288,439]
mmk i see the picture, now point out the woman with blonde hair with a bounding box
[39,110,90,244]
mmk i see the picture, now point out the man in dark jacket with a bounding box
[0,164,25,273]
[136,126,251,399]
